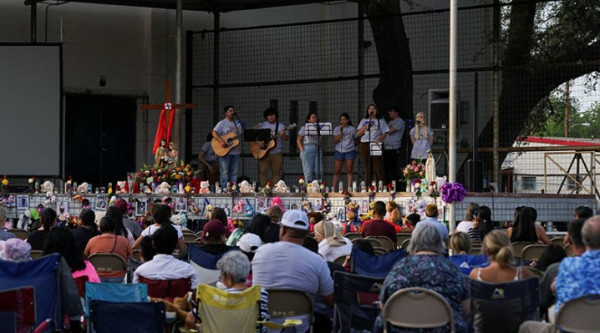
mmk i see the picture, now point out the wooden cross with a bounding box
[141,80,195,153]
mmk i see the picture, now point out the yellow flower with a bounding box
[1,179,8,186]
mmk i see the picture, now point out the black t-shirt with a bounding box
[27,230,48,251]
[71,227,99,253]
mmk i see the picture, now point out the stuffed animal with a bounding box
[190,176,201,194]
[307,211,324,232]
[233,200,244,214]
[170,212,188,229]
[116,181,127,194]
[200,180,210,194]
[77,182,89,193]
[346,201,361,232]
[273,180,289,193]
[155,182,171,195]
[41,181,54,193]
[239,180,254,193]
[360,201,376,222]
[301,200,312,213]
[271,197,284,210]
[308,180,320,194]
[204,204,213,218]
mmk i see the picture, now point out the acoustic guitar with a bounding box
[249,123,296,159]
[211,131,240,157]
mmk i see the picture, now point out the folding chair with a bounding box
[182,231,199,243]
[520,244,548,265]
[366,236,396,252]
[382,287,455,333]
[555,294,600,333]
[551,237,565,247]
[449,254,489,275]
[138,277,191,302]
[356,237,383,249]
[0,286,36,333]
[84,282,148,318]
[396,233,411,248]
[344,232,362,241]
[88,300,165,333]
[333,255,347,266]
[511,242,536,260]
[88,253,127,281]
[73,276,89,298]
[373,247,390,256]
[351,246,407,279]
[195,284,262,333]
[0,253,66,329]
[333,271,383,333]
[266,288,314,333]
[8,229,29,240]
[29,250,43,259]
[188,244,234,285]
[470,277,539,333]
[400,239,410,249]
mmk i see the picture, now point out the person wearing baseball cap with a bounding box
[252,210,334,332]
[114,198,142,239]
[200,220,235,256]
[237,233,262,261]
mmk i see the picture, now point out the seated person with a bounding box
[314,220,352,262]
[469,230,533,282]
[132,204,185,252]
[449,232,488,275]
[200,220,235,255]
[185,251,270,332]
[71,209,99,252]
[44,227,100,284]
[361,201,398,246]
[84,216,132,283]
[133,224,199,289]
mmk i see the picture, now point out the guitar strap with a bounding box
[274,121,279,140]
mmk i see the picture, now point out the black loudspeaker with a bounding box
[428,89,460,130]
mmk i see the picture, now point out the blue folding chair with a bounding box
[188,244,235,285]
[333,271,384,333]
[351,247,406,279]
[449,254,489,275]
[84,282,148,318]
[0,253,65,329]
[89,300,165,333]
[470,277,539,333]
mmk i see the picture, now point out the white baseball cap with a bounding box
[280,209,310,230]
[237,233,262,253]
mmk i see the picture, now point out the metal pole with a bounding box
[565,81,570,138]
[213,11,220,126]
[448,0,458,232]
[492,0,500,188]
[30,1,37,43]
[357,3,365,121]
[174,0,183,148]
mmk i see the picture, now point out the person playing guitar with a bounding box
[255,107,289,187]
[212,105,243,188]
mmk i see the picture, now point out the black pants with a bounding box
[383,149,400,184]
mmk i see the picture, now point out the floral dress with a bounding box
[375,254,471,333]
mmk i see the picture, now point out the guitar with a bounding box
[249,123,296,159]
[211,131,240,157]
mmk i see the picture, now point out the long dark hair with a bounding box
[247,213,273,243]
[364,103,380,119]
[305,111,318,123]
[106,206,128,238]
[475,205,494,239]
[511,206,538,243]
[41,208,57,232]
[43,227,86,271]
[340,112,353,126]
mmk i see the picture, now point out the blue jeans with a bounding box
[300,144,323,183]
[219,154,240,188]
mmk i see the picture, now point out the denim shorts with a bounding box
[334,150,357,161]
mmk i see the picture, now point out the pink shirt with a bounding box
[72,260,101,283]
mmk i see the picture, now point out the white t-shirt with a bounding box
[358,118,389,143]
[455,221,473,234]
[140,224,184,239]
[318,237,353,262]
[133,254,199,288]
[333,125,357,153]
[252,241,334,333]
[258,121,288,155]
[213,118,243,155]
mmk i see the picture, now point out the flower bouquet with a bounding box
[440,182,467,204]
[298,176,306,193]
[402,161,426,183]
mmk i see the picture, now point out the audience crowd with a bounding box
[0,200,598,333]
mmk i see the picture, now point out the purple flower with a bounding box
[440,182,467,203]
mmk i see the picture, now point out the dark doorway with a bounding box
[65,95,136,188]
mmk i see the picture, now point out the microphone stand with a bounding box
[367,117,373,185]
[316,121,322,182]
[233,113,245,181]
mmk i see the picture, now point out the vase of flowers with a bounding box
[402,161,425,191]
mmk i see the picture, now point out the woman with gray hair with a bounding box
[216,251,270,333]
[375,223,471,333]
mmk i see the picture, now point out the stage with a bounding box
[3,192,596,228]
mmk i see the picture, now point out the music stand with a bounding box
[244,129,271,187]
[304,123,333,181]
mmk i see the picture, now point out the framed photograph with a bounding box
[337,207,345,221]
[256,197,267,213]
[175,197,188,212]
[16,195,29,209]
[313,198,322,211]
[289,202,299,210]
[95,195,107,211]
[361,199,369,214]
[135,200,148,216]
[57,200,69,215]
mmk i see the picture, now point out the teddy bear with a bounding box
[116,180,128,194]
[155,182,171,195]
[307,211,324,232]
[77,182,89,193]
[345,201,361,232]
[239,180,254,193]
[200,180,210,194]
[273,180,289,193]
[308,180,320,194]
[40,181,54,193]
